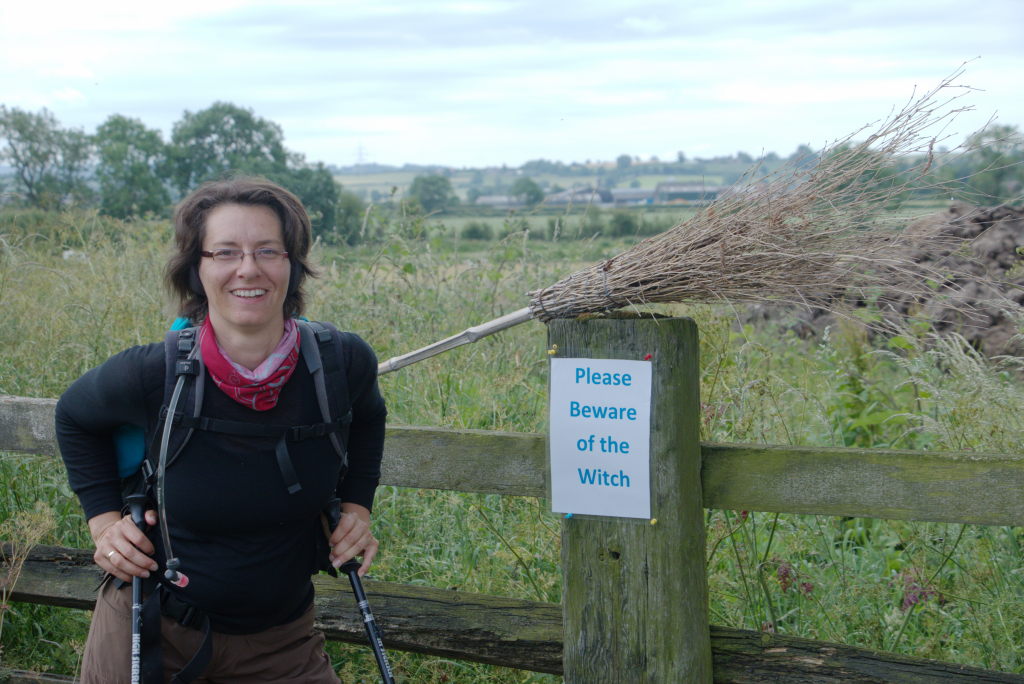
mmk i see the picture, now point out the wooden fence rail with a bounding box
[2,315,1024,682]
[6,543,1020,683]
[5,395,1023,527]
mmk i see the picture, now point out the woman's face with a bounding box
[198,203,291,338]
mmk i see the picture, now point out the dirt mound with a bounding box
[771,203,1024,356]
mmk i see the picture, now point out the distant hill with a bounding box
[332,153,794,203]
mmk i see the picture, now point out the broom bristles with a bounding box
[528,66,993,323]
[377,68,1015,375]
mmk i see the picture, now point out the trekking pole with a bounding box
[324,498,396,684]
[125,493,148,684]
[339,559,396,684]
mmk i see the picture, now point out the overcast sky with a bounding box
[1,0,1021,168]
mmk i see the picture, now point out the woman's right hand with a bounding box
[88,510,159,583]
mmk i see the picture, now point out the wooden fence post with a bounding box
[549,316,711,683]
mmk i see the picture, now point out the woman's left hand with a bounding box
[329,502,378,577]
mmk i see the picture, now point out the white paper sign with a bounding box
[549,357,652,518]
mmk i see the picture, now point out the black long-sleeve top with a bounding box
[55,328,386,633]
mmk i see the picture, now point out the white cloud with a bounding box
[621,16,669,34]
[0,0,1020,166]
[51,88,87,104]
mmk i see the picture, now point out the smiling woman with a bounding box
[54,177,388,683]
[198,203,292,365]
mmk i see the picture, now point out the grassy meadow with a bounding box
[1,207,1024,681]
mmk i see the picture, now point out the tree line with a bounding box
[0,103,369,245]
[2,102,1021,247]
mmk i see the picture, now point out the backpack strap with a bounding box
[297,320,351,470]
[144,327,204,484]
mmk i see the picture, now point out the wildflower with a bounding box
[799,582,814,596]
[898,569,942,611]
[776,559,795,592]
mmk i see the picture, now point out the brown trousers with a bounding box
[79,579,340,684]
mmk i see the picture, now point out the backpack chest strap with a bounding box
[166,410,352,495]
[168,410,351,441]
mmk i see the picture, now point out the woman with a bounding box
[56,177,387,683]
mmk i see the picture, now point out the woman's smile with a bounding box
[199,203,290,338]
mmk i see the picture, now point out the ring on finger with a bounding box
[106,550,117,559]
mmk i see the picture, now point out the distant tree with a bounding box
[0,105,93,209]
[0,105,61,207]
[577,205,604,237]
[332,188,367,245]
[460,220,493,240]
[523,158,572,175]
[779,144,819,174]
[676,151,687,163]
[820,143,909,208]
[94,114,170,218]
[956,125,1024,203]
[616,154,632,170]
[168,103,346,234]
[735,151,753,164]
[609,210,638,237]
[510,176,544,207]
[167,102,287,194]
[58,128,94,206]
[260,156,339,237]
[408,174,457,213]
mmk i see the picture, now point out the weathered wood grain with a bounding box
[381,424,547,497]
[0,395,59,458]
[6,544,1022,682]
[551,317,712,683]
[710,627,1024,683]
[702,443,1024,527]
[313,575,562,673]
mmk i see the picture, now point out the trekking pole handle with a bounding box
[125,493,148,532]
[325,497,342,535]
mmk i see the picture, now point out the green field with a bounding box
[1,208,1023,680]
[335,169,727,201]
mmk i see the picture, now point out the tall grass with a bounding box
[1,209,1022,679]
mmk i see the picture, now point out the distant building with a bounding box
[545,186,613,207]
[473,194,522,208]
[652,182,725,204]
[610,188,654,206]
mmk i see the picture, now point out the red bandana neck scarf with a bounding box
[200,318,301,411]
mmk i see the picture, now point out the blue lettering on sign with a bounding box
[577,468,631,487]
[569,401,637,420]
[574,367,632,386]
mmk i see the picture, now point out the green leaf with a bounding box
[887,335,915,351]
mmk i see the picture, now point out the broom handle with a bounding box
[377,307,533,375]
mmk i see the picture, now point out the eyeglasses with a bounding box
[200,248,289,263]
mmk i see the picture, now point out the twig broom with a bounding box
[378,70,982,375]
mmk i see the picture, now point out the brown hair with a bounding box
[166,177,317,322]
